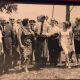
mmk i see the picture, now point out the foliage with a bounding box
[0,3,17,13]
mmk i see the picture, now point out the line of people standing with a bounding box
[0,15,80,74]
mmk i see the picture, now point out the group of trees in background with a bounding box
[0,3,72,22]
[0,3,17,14]
[52,5,72,22]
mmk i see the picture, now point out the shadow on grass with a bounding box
[0,63,80,76]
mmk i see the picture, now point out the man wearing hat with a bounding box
[34,15,51,68]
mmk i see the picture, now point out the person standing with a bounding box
[13,19,23,68]
[2,21,14,73]
[48,19,60,66]
[17,18,34,72]
[9,18,18,67]
[29,20,36,64]
[74,18,80,65]
[34,15,51,68]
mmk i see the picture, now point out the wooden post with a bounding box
[52,5,54,18]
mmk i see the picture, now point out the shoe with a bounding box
[25,67,29,73]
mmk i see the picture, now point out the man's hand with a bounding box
[1,49,4,54]
[20,44,25,48]
[42,33,50,37]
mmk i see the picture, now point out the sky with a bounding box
[0,4,80,23]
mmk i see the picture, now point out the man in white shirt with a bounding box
[48,19,61,66]
[34,15,51,68]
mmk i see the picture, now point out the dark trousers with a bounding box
[0,53,4,73]
[12,35,20,67]
[12,46,20,67]
[0,43,4,73]
[4,48,12,71]
[34,38,48,66]
[48,38,60,65]
[3,37,12,71]
[74,39,80,60]
[30,38,35,63]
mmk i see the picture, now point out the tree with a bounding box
[66,5,70,21]
[0,3,17,14]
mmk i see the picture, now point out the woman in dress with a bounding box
[60,22,75,68]
[17,18,34,72]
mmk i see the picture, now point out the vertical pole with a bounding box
[52,5,54,18]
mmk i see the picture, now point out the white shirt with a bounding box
[35,22,51,35]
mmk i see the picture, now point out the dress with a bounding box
[18,26,33,65]
[60,28,74,54]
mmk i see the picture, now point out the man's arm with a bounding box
[43,26,60,37]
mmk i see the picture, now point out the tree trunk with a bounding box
[66,5,70,21]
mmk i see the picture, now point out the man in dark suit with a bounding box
[2,21,14,73]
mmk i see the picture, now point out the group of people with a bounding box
[0,15,80,74]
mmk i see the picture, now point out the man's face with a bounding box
[3,21,6,26]
[63,23,66,29]
[37,17,40,22]
[10,19,15,24]
[30,22,35,26]
[51,20,54,26]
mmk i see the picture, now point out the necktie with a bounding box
[40,23,43,35]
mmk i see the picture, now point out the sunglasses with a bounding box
[10,19,14,20]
